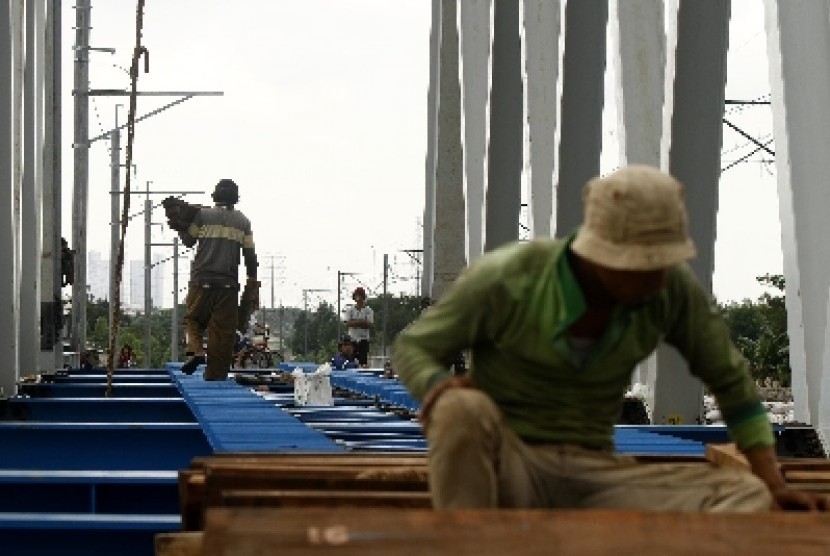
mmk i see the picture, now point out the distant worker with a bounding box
[117,344,136,369]
[393,165,830,512]
[331,335,360,370]
[168,179,259,380]
[343,287,374,367]
[60,237,75,287]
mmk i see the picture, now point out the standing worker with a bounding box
[173,179,259,380]
[393,165,830,512]
[343,287,374,367]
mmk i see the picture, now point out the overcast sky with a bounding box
[61,1,781,309]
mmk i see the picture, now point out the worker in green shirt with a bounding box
[393,165,829,512]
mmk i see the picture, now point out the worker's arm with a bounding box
[665,265,829,511]
[744,445,830,511]
[393,253,504,404]
[178,224,198,248]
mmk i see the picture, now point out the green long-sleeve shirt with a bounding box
[393,237,773,452]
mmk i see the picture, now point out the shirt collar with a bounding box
[553,231,587,337]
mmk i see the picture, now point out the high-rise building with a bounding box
[87,251,109,301]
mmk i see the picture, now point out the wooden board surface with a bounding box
[201,507,830,556]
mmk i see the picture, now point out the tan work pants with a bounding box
[426,388,772,511]
[185,286,237,380]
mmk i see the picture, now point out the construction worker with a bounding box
[178,179,259,380]
[393,165,830,512]
[343,287,374,367]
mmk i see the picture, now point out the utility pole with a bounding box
[137,183,202,367]
[172,237,179,361]
[302,288,328,356]
[336,270,357,339]
[402,249,424,297]
[70,26,223,355]
[70,0,91,354]
[382,254,389,357]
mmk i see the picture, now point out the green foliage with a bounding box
[289,294,424,363]
[720,274,790,386]
[85,298,180,368]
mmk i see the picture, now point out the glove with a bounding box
[238,279,261,332]
[162,196,200,232]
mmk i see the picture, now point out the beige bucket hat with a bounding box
[570,165,697,271]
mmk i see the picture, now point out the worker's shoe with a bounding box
[181,355,206,375]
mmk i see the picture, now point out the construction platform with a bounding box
[1,364,827,555]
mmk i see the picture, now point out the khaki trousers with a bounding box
[185,286,238,380]
[426,388,772,511]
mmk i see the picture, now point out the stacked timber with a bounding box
[157,447,830,556]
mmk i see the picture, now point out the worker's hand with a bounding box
[770,486,830,512]
[418,375,475,432]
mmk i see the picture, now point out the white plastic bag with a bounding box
[292,363,334,406]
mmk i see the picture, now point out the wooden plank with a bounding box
[189,453,427,470]
[154,531,203,556]
[201,507,830,556]
[220,489,432,509]
[705,443,749,469]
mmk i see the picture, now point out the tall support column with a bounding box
[459,0,490,262]
[613,0,665,167]
[422,0,441,298]
[109,126,120,345]
[432,0,466,300]
[484,0,523,252]
[555,0,607,237]
[21,0,43,375]
[40,0,61,372]
[1,1,20,395]
[524,0,561,238]
[144,195,152,367]
[613,0,666,407]
[651,0,730,425]
[765,1,830,437]
[172,237,179,362]
[70,0,90,353]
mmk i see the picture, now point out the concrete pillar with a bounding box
[432,0,466,300]
[612,0,666,412]
[459,0,490,262]
[21,0,44,375]
[651,0,730,425]
[765,0,830,437]
[555,0,608,237]
[484,0,523,252]
[39,0,62,372]
[71,0,90,353]
[524,0,561,238]
[422,0,440,298]
[1,1,21,395]
[613,0,665,167]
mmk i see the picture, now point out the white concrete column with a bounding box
[484,0,523,252]
[39,0,62,372]
[555,0,608,237]
[765,0,830,434]
[612,0,666,414]
[432,0,466,301]
[651,0,730,425]
[21,0,44,375]
[1,1,21,395]
[613,0,665,167]
[422,0,440,298]
[524,0,561,238]
[459,0,491,263]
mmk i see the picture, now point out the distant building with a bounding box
[129,256,165,309]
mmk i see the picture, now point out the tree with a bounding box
[720,274,790,386]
